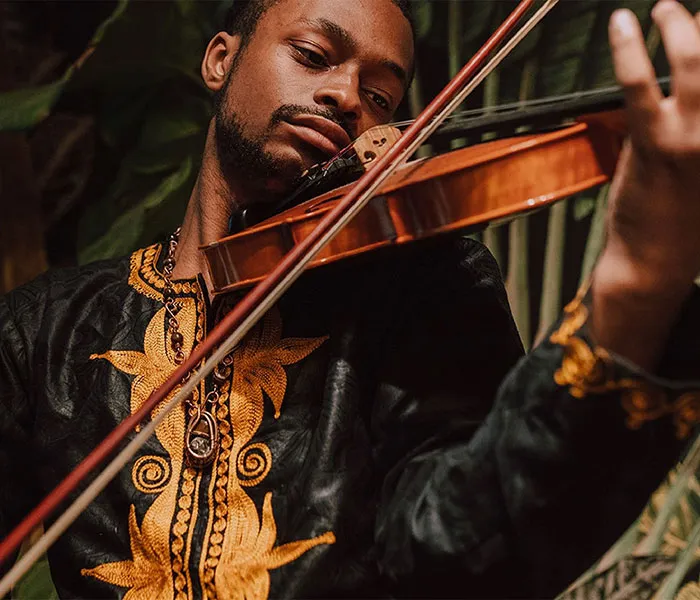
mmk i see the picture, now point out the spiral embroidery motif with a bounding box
[237,442,272,487]
[132,455,171,494]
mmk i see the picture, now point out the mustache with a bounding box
[270,104,353,140]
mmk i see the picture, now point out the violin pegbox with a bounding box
[352,125,402,170]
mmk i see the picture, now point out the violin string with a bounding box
[384,0,560,158]
[322,0,574,178]
[310,9,664,200]
[387,75,672,131]
[0,1,558,593]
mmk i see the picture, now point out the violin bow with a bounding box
[0,0,559,593]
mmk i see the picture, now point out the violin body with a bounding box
[202,112,626,295]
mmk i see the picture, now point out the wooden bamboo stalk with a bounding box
[578,184,609,288]
[505,57,538,349]
[481,71,502,267]
[534,200,567,344]
[407,2,431,159]
[408,63,431,159]
[448,0,467,151]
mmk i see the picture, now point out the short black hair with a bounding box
[224,0,415,51]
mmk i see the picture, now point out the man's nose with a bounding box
[313,70,362,127]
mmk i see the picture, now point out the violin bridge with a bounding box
[353,125,402,170]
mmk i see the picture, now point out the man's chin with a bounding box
[268,142,326,172]
[233,157,306,204]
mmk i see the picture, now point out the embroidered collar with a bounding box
[128,243,201,302]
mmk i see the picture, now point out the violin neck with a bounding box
[432,76,671,143]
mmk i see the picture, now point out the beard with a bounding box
[213,75,350,206]
[214,106,303,202]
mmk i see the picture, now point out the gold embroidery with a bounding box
[550,285,700,439]
[126,244,206,345]
[172,467,199,600]
[133,456,171,494]
[87,246,333,600]
[238,443,272,488]
[202,380,234,594]
[128,245,165,300]
[673,394,700,440]
[89,303,196,415]
[215,491,335,600]
[83,290,203,599]
[200,308,334,600]
[83,504,172,599]
[128,244,201,304]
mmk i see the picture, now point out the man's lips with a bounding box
[285,114,352,158]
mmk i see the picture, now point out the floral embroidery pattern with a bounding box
[85,504,173,599]
[550,284,700,439]
[200,308,334,600]
[83,299,199,599]
[83,245,334,600]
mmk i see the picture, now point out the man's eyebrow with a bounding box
[302,17,357,52]
[299,17,408,87]
[379,58,408,88]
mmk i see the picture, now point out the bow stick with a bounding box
[0,0,560,593]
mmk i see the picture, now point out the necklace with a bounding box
[163,228,232,468]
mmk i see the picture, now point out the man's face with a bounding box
[213,0,414,202]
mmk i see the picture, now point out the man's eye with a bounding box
[293,45,328,68]
[368,91,390,111]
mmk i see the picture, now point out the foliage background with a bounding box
[0,0,697,597]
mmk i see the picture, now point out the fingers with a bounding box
[609,8,662,135]
[653,0,700,112]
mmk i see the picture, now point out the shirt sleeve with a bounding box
[374,263,700,598]
[0,293,40,577]
[369,237,527,597]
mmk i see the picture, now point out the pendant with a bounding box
[185,410,219,468]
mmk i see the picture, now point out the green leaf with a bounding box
[411,1,433,40]
[66,0,212,96]
[78,157,193,265]
[0,80,68,132]
[98,88,158,149]
[12,556,58,600]
[0,0,130,132]
[137,100,208,151]
[88,0,131,46]
[79,92,208,253]
[535,1,601,96]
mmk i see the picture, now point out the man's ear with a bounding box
[201,32,241,92]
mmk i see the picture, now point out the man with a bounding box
[2,0,700,598]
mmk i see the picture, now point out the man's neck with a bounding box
[172,126,242,298]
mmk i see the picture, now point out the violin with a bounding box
[0,0,656,592]
[203,72,675,294]
[202,110,627,295]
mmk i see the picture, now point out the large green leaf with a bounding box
[0,0,130,132]
[0,81,68,132]
[78,157,193,265]
[65,1,214,96]
[411,1,434,41]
